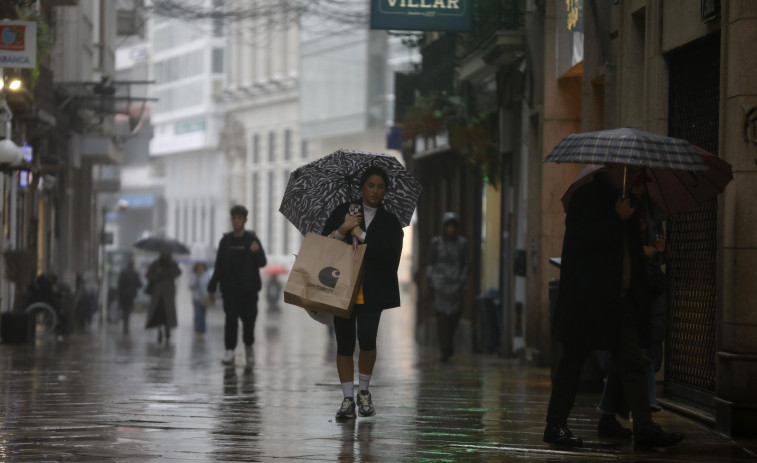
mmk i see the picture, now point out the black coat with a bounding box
[322,202,403,310]
[207,230,267,294]
[553,173,651,349]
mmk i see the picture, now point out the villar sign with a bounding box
[370,0,472,32]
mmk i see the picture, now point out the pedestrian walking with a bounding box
[595,171,670,436]
[321,165,404,420]
[189,262,210,338]
[117,259,143,335]
[544,163,683,450]
[144,252,181,343]
[207,205,267,366]
[426,212,468,362]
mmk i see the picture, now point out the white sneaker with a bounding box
[221,350,235,365]
[244,345,253,365]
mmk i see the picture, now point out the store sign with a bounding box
[0,21,37,69]
[117,193,155,209]
[555,0,584,77]
[370,0,472,32]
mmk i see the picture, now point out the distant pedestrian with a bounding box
[544,164,683,450]
[145,252,181,343]
[207,205,267,366]
[426,212,468,362]
[322,165,404,420]
[117,259,143,335]
[189,262,210,338]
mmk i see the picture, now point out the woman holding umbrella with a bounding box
[145,252,182,343]
[321,165,404,420]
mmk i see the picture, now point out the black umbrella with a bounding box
[561,147,733,215]
[545,128,708,171]
[279,148,421,235]
[134,236,190,255]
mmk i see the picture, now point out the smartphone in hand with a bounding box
[349,203,361,216]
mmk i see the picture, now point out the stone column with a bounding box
[716,0,757,437]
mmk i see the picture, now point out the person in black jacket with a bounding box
[117,259,143,335]
[208,205,267,366]
[543,164,683,450]
[321,165,403,420]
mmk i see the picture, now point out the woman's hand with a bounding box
[338,212,362,236]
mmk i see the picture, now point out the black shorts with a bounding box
[333,303,383,356]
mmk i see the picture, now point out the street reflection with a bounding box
[212,365,261,461]
[337,419,356,462]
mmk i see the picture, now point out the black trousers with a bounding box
[222,290,258,350]
[436,311,461,357]
[120,299,134,334]
[546,298,652,433]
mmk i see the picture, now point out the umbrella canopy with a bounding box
[561,147,733,215]
[545,127,709,171]
[262,265,289,276]
[134,236,190,255]
[279,148,422,235]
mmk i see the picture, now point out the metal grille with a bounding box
[665,34,720,405]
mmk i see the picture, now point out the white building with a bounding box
[147,7,228,259]
[219,5,301,265]
[143,0,419,271]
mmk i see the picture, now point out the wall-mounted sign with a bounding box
[555,0,584,77]
[370,0,472,32]
[117,192,155,209]
[0,21,37,69]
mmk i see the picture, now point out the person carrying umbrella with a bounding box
[144,252,181,343]
[207,205,267,366]
[321,165,404,420]
[543,163,684,449]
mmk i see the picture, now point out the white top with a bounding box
[333,203,377,242]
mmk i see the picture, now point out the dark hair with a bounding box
[230,205,248,217]
[359,165,389,189]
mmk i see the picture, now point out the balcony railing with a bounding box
[462,0,524,55]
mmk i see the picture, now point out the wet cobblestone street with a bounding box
[1,290,756,462]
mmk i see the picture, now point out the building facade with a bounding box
[147,5,228,259]
[535,0,756,436]
[219,4,302,264]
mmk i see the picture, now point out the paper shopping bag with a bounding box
[284,233,366,318]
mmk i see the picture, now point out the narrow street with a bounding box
[1,281,756,462]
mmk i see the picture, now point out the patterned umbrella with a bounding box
[279,148,421,235]
[545,128,708,171]
[561,147,732,215]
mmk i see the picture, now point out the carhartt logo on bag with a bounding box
[306,267,340,294]
[318,267,340,288]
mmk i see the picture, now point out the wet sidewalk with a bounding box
[1,296,756,462]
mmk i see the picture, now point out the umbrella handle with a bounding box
[622,165,627,198]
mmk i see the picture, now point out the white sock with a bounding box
[341,381,354,398]
[358,373,371,393]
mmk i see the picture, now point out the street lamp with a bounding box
[0,79,23,92]
[0,72,24,166]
